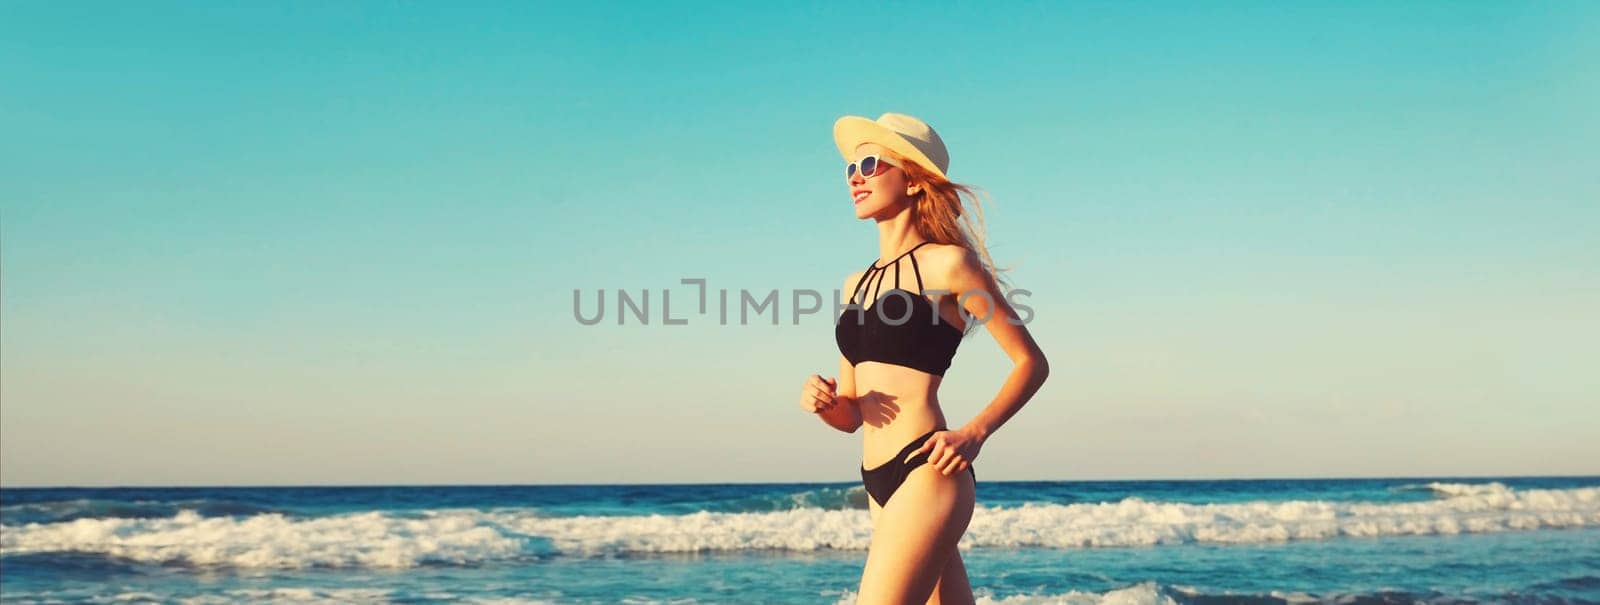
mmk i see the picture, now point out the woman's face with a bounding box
[847,142,913,220]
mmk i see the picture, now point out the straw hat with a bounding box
[833,112,949,180]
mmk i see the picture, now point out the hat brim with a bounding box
[833,116,948,180]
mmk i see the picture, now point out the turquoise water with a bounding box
[2,476,1597,603]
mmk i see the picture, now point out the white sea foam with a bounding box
[834,581,1186,605]
[1,588,385,605]
[1422,480,1516,498]
[2,483,1595,569]
[837,581,1430,605]
[176,588,399,604]
[1390,480,1521,499]
[974,581,1184,605]
[0,584,1438,605]
[0,588,561,605]
[0,509,526,569]
[960,483,1600,548]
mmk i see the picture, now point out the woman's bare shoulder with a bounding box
[917,242,983,283]
[841,268,868,297]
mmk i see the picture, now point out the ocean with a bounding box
[1,476,1597,604]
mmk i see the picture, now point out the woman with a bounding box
[800,112,1050,604]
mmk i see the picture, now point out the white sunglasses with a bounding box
[845,153,900,180]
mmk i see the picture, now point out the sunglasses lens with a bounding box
[861,156,877,177]
[845,162,857,179]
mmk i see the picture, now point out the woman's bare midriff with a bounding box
[853,362,950,468]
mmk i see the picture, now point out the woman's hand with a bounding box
[906,426,986,476]
[799,374,837,413]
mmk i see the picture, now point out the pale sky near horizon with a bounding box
[3,3,1597,487]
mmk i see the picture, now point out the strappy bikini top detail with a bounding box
[835,241,963,376]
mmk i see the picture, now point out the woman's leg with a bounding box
[925,548,975,605]
[856,464,976,604]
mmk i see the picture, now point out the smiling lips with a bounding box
[852,189,871,204]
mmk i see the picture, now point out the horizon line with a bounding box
[4,472,1597,491]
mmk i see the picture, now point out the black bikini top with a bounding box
[835,241,964,376]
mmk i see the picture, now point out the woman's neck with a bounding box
[873,209,926,264]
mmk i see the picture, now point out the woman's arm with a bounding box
[804,272,867,433]
[812,354,863,433]
[946,246,1050,442]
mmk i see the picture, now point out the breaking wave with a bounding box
[2,482,1595,569]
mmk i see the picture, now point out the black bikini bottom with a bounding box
[860,428,976,508]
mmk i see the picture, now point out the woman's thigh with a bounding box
[857,464,975,604]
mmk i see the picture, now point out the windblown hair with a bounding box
[886,150,1011,297]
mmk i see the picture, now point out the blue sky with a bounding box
[2,2,1596,487]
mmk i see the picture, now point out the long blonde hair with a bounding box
[887,150,1011,294]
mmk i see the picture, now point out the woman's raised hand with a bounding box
[799,374,837,413]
